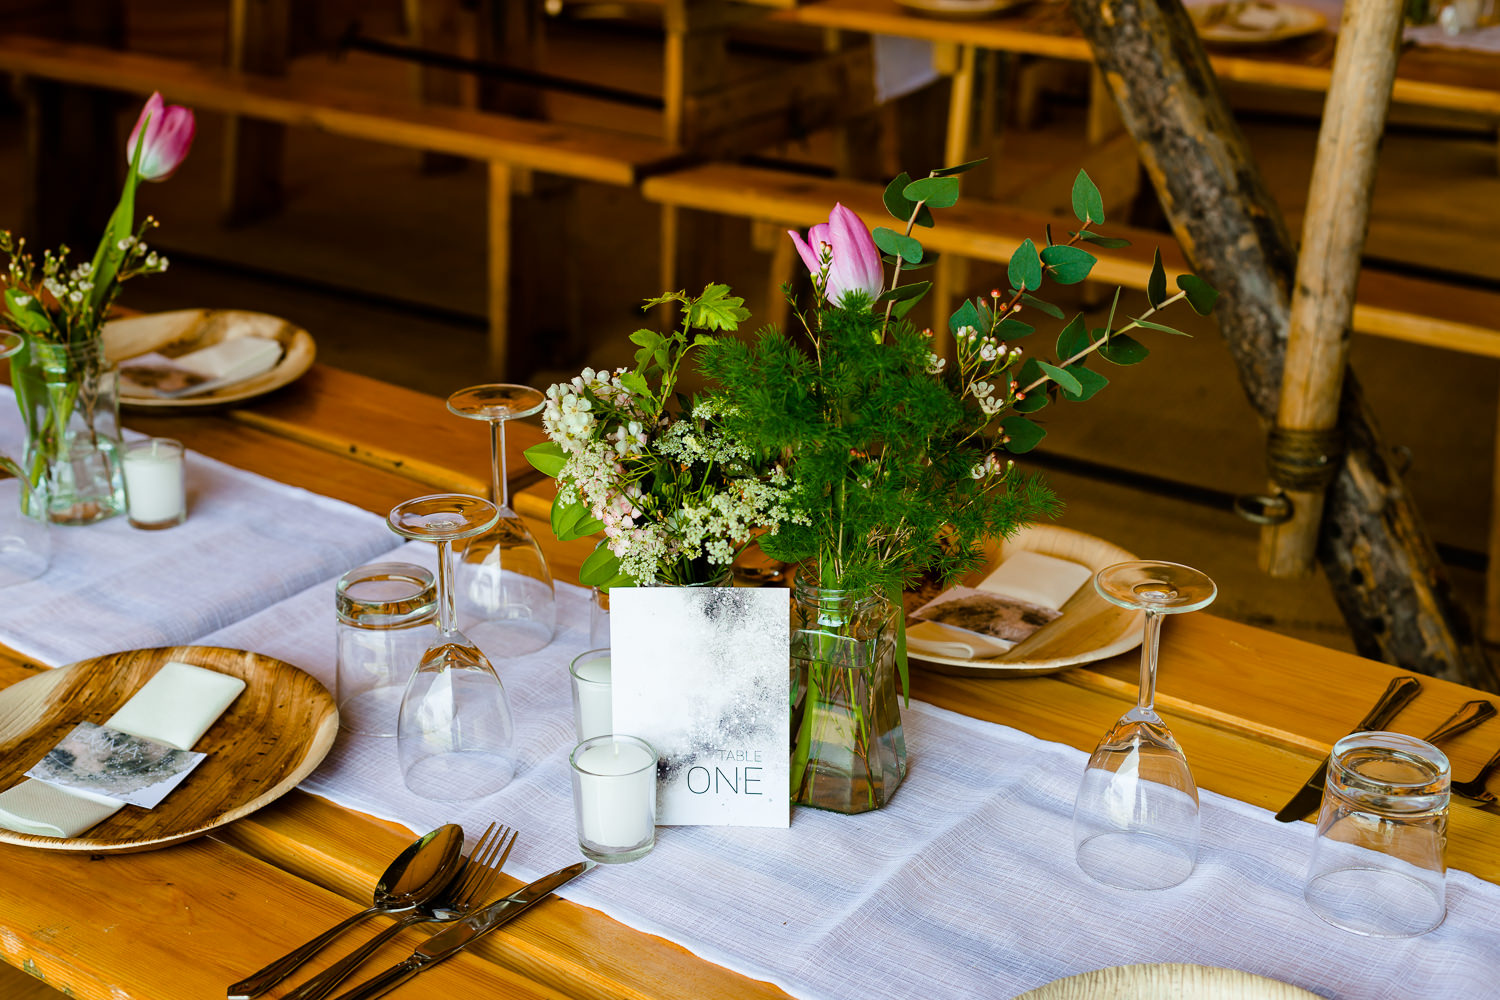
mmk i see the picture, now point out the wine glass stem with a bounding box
[488,419,515,511]
[436,537,458,635]
[1137,609,1163,712]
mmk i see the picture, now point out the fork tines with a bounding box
[451,822,518,910]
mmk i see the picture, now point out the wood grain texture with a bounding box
[0,646,335,852]
[1260,0,1404,577]
[0,35,684,184]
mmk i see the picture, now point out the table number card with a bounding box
[610,586,790,828]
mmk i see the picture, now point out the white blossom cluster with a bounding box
[951,322,1025,420]
[542,371,786,584]
[2,221,167,342]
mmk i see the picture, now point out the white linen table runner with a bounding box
[0,385,396,665]
[202,546,1500,1000]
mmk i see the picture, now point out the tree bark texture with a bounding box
[1068,0,1494,688]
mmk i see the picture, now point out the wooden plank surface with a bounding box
[3,368,1500,1000]
[642,163,1500,357]
[0,35,684,185]
[773,0,1500,116]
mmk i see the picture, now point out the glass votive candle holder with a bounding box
[570,734,657,864]
[569,648,612,741]
[589,587,610,647]
[1304,731,1450,938]
[336,562,436,736]
[122,437,186,529]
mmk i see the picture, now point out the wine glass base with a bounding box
[1075,830,1196,890]
[401,749,515,800]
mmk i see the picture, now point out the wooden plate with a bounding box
[0,646,337,852]
[102,308,316,409]
[1186,2,1328,45]
[907,524,1143,678]
[1016,963,1319,998]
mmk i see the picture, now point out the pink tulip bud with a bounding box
[787,203,884,307]
[126,92,196,181]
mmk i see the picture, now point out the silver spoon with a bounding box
[227,824,466,999]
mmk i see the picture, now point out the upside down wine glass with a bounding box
[389,494,516,799]
[447,384,556,658]
[0,330,51,587]
[1072,560,1217,890]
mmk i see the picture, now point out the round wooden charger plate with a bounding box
[103,308,316,409]
[0,645,337,853]
[1016,963,1318,999]
[1186,2,1327,46]
[908,524,1143,678]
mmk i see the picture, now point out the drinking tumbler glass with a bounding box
[1304,730,1449,937]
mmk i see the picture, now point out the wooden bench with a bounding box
[641,161,1500,638]
[0,34,688,377]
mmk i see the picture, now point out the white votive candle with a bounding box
[570,735,656,864]
[569,649,612,741]
[122,438,186,529]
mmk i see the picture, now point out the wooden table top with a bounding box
[775,0,1500,116]
[2,365,1498,999]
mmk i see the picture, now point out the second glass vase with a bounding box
[790,576,906,814]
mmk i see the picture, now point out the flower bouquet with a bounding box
[2,92,194,523]
[524,285,786,589]
[701,162,1216,812]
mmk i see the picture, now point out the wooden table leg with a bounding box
[222,0,289,226]
[487,160,512,379]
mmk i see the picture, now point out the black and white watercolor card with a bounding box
[610,586,790,828]
[25,722,206,809]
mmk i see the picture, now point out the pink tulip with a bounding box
[788,203,884,306]
[126,92,195,181]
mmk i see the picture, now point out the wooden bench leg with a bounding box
[932,42,979,357]
[222,0,288,226]
[1487,395,1500,644]
[487,161,512,379]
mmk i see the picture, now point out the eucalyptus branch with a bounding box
[880,188,932,336]
[1018,288,1189,397]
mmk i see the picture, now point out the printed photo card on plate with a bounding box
[610,586,790,828]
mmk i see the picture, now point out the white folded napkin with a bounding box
[907,551,1093,660]
[174,336,282,382]
[0,660,246,838]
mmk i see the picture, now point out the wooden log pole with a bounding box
[1068,0,1494,688]
[1260,0,1404,577]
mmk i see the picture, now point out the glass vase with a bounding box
[790,576,906,813]
[11,337,125,525]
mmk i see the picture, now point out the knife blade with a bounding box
[1274,675,1421,823]
[331,861,593,1000]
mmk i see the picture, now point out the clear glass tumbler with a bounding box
[1304,731,1450,937]
[570,734,658,864]
[335,562,436,736]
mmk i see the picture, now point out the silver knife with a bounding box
[1274,675,1421,822]
[331,861,593,1000]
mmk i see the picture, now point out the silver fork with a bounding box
[281,823,517,1000]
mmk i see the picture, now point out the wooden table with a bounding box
[2,366,1499,999]
[775,0,1500,118]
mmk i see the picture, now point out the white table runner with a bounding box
[0,386,397,665]
[202,545,1500,1000]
